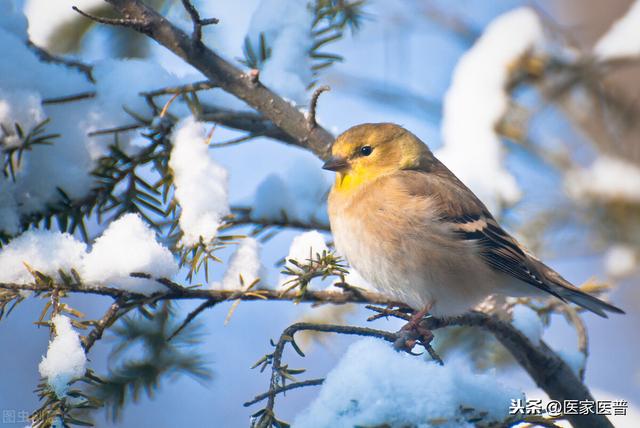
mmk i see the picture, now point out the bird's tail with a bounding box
[554,284,625,318]
[540,264,625,318]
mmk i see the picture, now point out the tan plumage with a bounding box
[325,123,624,318]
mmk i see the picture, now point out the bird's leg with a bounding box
[394,304,435,355]
[401,305,432,332]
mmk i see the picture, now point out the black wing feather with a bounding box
[446,214,566,301]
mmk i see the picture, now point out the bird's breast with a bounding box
[327,182,497,315]
[328,184,442,307]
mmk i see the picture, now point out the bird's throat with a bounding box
[334,168,377,194]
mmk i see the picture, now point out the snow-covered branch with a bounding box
[0,277,614,428]
[0,279,392,305]
[77,0,334,159]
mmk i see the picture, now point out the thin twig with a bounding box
[180,0,219,42]
[168,300,218,341]
[561,305,589,380]
[72,6,149,30]
[159,92,180,118]
[27,41,94,81]
[332,281,370,301]
[157,277,191,292]
[82,296,127,352]
[210,132,263,148]
[200,105,298,145]
[88,123,143,137]
[129,273,188,293]
[307,85,330,129]
[229,206,330,232]
[243,378,324,407]
[42,91,96,105]
[365,304,411,321]
[140,80,217,97]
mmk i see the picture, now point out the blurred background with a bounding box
[1,0,639,426]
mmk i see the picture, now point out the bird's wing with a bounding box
[396,169,555,294]
[448,212,625,316]
[395,168,624,316]
[443,211,563,299]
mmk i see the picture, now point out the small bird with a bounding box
[324,123,624,321]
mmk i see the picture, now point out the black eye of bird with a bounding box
[360,145,373,156]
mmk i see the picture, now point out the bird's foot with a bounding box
[400,306,431,332]
[393,307,443,364]
[394,321,434,353]
[395,309,434,350]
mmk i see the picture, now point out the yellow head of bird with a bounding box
[323,123,433,193]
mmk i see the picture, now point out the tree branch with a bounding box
[89,0,334,159]
[252,309,613,428]
[82,296,127,352]
[425,312,613,428]
[230,206,330,232]
[22,5,619,426]
[179,0,219,42]
[167,299,218,341]
[243,378,324,407]
[26,41,94,82]
[139,80,217,97]
[0,279,613,427]
[199,104,297,145]
[42,91,96,105]
[0,281,392,305]
[560,305,589,381]
[307,85,330,129]
[34,81,322,149]
[255,322,399,427]
[72,6,149,30]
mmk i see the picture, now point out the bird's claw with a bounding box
[393,320,434,355]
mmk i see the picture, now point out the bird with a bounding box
[324,123,624,324]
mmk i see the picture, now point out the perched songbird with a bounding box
[324,123,624,319]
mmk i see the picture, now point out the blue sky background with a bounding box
[1,0,638,426]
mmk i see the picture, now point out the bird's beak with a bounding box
[322,156,349,172]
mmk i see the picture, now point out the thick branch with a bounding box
[425,313,612,428]
[251,312,612,428]
[93,0,334,159]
